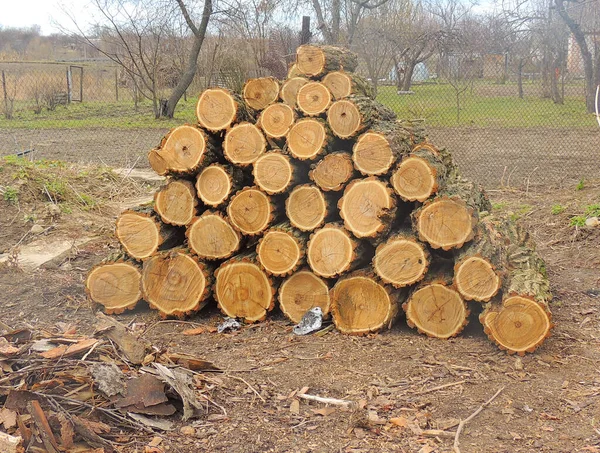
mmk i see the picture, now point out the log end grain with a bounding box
[227,187,273,235]
[86,261,142,315]
[186,212,241,260]
[286,184,327,232]
[278,270,330,324]
[223,122,266,166]
[253,151,295,195]
[454,255,501,302]
[373,235,429,288]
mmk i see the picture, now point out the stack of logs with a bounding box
[86,45,553,355]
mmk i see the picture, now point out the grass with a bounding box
[551,204,566,215]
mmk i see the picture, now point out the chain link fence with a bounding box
[1,60,598,188]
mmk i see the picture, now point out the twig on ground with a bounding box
[416,380,465,395]
[226,374,266,403]
[296,393,355,408]
[453,386,505,453]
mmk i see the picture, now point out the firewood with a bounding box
[253,150,299,194]
[296,81,332,116]
[115,206,183,260]
[403,266,469,339]
[148,125,217,176]
[258,103,296,138]
[256,223,306,277]
[154,179,198,226]
[287,118,331,160]
[214,253,275,322]
[86,258,142,314]
[307,223,364,278]
[330,270,401,335]
[186,211,241,260]
[296,45,358,77]
[243,77,280,111]
[286,184,329,232]
[321,71,373,99]
[327,96,395,139]
[278,269,330,323]
[196,88,251,132]
[227,187,274,235]
[195,164,243,208]
[373,232,430,288]
[309,151,355,192]
[338,177,396,239]
[223,122,267,166]
[142,249,212,318]
[391,148,448,202]
[280,76,309,107]
[353,121,412,176]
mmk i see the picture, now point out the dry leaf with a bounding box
[182,327,205,336]
[0,338,19,356]
[145,447,163,453]
[290,399,300,415]
[0,408,17,429]
[418,445,436,453]
[312,407,336,416]
[389,417,408,427]
[148,437,162,447]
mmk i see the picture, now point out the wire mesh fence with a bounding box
[1,60,598,188]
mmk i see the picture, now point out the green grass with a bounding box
[377,82,596,128]
[551,204,565,215]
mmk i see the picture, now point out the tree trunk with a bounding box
[295,45,358,77]
[327,96,396,139]
[278,269,330,324]
[322,71,374,100]
[401,60,417,91]
[517,59,524,99]
[391,148,448,202]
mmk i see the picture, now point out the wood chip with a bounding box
[40,338,98,359]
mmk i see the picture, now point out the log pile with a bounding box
[86,45,553,355]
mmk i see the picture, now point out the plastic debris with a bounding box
[217,317,241,333]
[293,307,323,335]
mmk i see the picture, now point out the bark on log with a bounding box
[243,77,280,111]
[227,186,274,235]
[338,177,396,239]
[278,269,330,323]
[258,103,296,138]
[287,118,331,160]
[214,253,275,322]
[403,267,469,339]
[223,122,267,166]
[195,164,243,208]
[373,232,430,288]
[280,76,309,107]
[154,179,198,226]
[148,125,218,177]
[86,258,142,315]
[186,211,241,260]
[142,249,212,318]
[253,150,299,195]
[296,45,359,77]
[327,96,395,139]
[285,184,329,232]
[309,151,355,192]
[330,270,401,335]
[307,223,364,278]
[296,81,332,116]
[116,206,183,260]
[256,223,306,277]
[321,71,373,100]
[196,88,251,132]
[391,148,448,202]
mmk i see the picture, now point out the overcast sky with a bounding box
[0,0,89,35]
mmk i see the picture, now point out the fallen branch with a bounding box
[296,393,355,408]
[453,387,504,453]
[417,380,465,395]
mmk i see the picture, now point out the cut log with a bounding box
[256,223,306,277]
[243,77,280,111]
[287,118,330,160]
[196,88,250,132]
[321,71,373,100]
[186,211,241,260]
[296,45,359,77]
[309,151,355,192]
[223,122,267,166]
[86,259,142,314]
[154,179,197,226]
[373,233,429,288]
[148,125,216,176]
[391,149,448,202]
[195,164,242,208]
[352,121,412,176]
[278,269,330,324]
[327,96,395,139]
[403,269,469,339]
[258,103,295,138]
[296,81,332,116]
[253,151,297,195]
[116,206,183,260]
[338,177,396,238]
[227,187,274,235]
[307,223,362,278]
[142,250,211,318]
[286,184,328,232]
[280,76,309,107]
[330,270,400,335]
[214,254,275,322]
[287,63,301,78]
[412,196,477,251]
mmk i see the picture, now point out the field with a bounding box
[0,153,599,452]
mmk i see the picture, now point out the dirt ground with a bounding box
[1,157,599,452]
[1,126,599,188]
